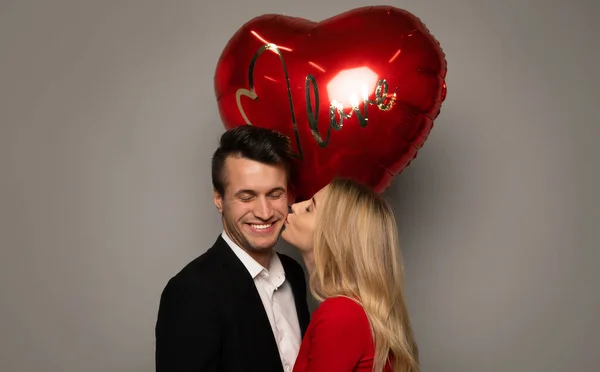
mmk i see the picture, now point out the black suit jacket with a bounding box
[155,235,311,372]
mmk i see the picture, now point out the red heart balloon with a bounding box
[215,6,447,200]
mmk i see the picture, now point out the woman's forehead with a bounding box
[314,184,330,200]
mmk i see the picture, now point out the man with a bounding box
[155,126,310,372]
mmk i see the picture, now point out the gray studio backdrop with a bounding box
[1,0,598,371]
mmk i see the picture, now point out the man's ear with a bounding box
[213,189,223,214]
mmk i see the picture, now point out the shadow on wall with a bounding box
[383,113,465,265]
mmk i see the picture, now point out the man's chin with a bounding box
[247,236,280,252]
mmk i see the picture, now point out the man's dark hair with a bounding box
[211,125,295,196]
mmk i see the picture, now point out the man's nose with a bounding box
[254,197,274,219]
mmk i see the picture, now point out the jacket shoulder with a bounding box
[161,242,225,295]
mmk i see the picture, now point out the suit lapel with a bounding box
[212,236,283,372]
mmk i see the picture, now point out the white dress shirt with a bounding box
[222,231,302,372]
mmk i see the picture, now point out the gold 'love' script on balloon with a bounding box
[235,43,398,159]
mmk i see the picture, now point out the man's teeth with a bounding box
[251,224,272,230]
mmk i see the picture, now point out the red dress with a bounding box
[293,296,392,372]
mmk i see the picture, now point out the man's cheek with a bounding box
[271,198,287,209]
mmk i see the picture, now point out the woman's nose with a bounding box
[289,203,301,214]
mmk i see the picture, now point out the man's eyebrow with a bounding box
[312,196,317,208]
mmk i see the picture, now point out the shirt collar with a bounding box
[221,231,286,287]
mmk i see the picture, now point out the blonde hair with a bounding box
[310,178,419,372]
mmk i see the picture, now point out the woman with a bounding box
[282,178,419,372]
